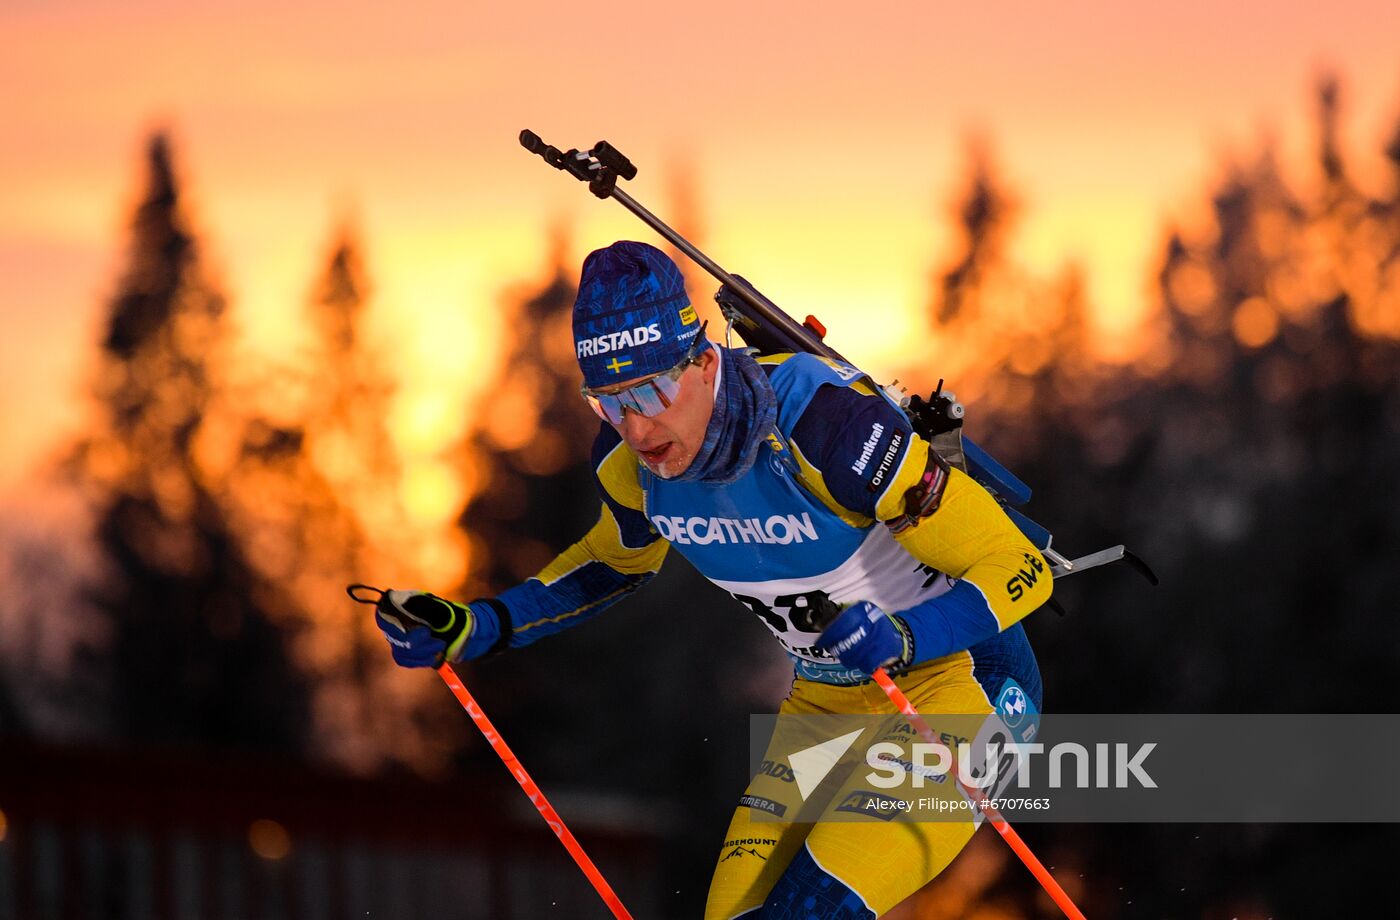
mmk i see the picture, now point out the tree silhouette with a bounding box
[456,226,598,596]
[67,133,309,752]
[932,137,1018,329]
[208,220,461,770]
[897,73,1400,918]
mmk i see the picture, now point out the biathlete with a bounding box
[371,240,1052,918]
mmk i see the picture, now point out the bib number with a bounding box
[731,590,839,634]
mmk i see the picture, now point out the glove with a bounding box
[814,600,912,676]
[374,589,475,668]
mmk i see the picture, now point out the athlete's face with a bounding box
[602,347,719,478]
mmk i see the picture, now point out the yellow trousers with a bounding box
[704,653,997,919]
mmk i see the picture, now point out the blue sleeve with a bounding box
[461,564,654,656]
[896,580,1004,665]
[788,383,914,519]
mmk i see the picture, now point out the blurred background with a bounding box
[2,1,1399,916]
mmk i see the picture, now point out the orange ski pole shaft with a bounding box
[437,663,634,920]
[871,668,1086,920]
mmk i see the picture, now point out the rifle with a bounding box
[519,130,1155,588]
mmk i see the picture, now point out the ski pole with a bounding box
[870,668,1086,920]
[347,588,632,914]
[436,663,634,920]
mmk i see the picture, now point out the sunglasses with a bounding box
[581,324,708,425]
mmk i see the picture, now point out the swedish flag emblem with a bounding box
[606,356,634,374]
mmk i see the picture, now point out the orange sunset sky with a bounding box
[3,0,1399,501]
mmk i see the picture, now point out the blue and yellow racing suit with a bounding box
[461,353,1053,918]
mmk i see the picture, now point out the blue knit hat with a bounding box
[573,240,707,388]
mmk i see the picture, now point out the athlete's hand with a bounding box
[374,589,475,668]
[814,600,911,676]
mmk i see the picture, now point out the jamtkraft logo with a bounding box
[577,323,662,357]
[650,513,819,545]
[850,422,885,475]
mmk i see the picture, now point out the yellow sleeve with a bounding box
[892,462,1052,629]
[537,502,669,581]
